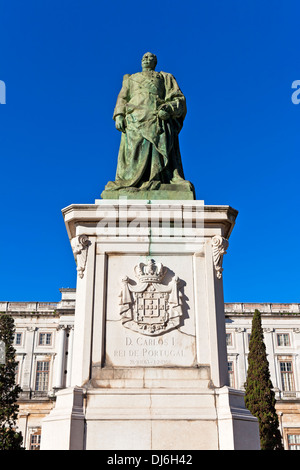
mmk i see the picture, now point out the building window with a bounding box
[35,361,49,391]
[228,361,235,388]
[29,431,41,450]
[280,361,295,392]
[277,333,290,347]
[38,332,52,346]
[287,434,300,450]
[14,333,22,346]
[15,362,20,384]
[226,333,233,347]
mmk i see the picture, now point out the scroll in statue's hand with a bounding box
[115,115,126,132]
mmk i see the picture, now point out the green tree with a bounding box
[0,314,23,450]
[244,309,283,450]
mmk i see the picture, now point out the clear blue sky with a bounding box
[0,0,299,303]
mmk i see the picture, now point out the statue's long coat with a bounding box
[107,70,187,190]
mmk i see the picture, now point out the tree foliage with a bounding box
[244,309,283,450]
[0,314,23,450]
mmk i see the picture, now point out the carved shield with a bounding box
[119,260,183,336]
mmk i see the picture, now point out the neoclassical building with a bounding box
[225,302,300,451]
[0,289,75,450]
[1,289,299,450]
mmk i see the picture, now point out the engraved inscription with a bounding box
[113,336,185,366]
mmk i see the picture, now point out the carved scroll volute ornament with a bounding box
[211,235,229,279]
[119,259,183,336]
[71,235,90,279]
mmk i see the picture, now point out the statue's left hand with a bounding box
[158,108,170,120]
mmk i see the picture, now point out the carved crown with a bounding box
[134,259,167,283]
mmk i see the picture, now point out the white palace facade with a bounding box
[1,288,300,450]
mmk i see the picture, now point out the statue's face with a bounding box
[141,53,157,71]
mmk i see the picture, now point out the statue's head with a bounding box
[141,52,157,71]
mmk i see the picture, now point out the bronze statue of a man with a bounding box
[103,53,193,195]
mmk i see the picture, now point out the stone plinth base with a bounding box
[40,387,85,451]
[41,382,260,450]
[101,182,195,200]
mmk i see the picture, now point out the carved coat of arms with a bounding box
[119,260,183,336]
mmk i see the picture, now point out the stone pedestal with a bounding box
[41,199,260,450]
[101,182,195,201]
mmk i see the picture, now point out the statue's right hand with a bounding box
[115,115,126,132]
